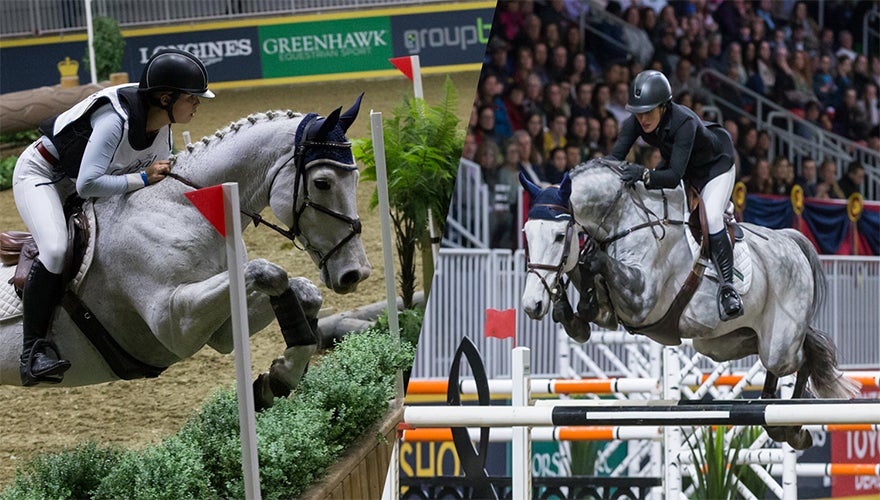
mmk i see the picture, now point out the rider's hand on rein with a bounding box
[620,163,647,188]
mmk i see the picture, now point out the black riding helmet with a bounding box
[625,70,672,114]
[139,48,214,122]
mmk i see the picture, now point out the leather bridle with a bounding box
[524,204,576,302]
[168,115,361,271]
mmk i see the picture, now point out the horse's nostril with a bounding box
[339,270,361,287]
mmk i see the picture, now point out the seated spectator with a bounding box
[788,1,820,54]
[838,161,865,198]
[816,158,846,199]
[607,81,631,124]
[835,30,857,62]
[833,88,870,141]
[736,125,759,180]
[472,103,505,146]
[598,115,619,156]
[745,158,774,194]
[564,143,583,171]
[512,130,546,187]
[770,157,795,196]
[565,114,591,162]
[546,44,570,84]
[543,112,568,154]
[461,132,477,162]
[590,82,613,122]
[543,147,569,185]
[542,81,570,120]
[812,54,838,110]
[860,83,879,129]
[522,72,545,118]
[524,111,546,160]
[585,116,602,157]
[796,157,820,197]
[569,80,594,118]
[502,84,527,132]
[476,140,517,249]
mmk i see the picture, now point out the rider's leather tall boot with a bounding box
[708,229,744,321]
[20,259,70,386]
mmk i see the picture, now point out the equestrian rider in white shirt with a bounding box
[12,48,214,386]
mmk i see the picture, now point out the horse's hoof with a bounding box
[787,429,814,450]
[563,319,591,344]
[764,425,789,443]
[253,373,275,412]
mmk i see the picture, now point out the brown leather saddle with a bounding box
[0,198,165,379]
[1,197,89,297]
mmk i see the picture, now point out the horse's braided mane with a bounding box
[171,110,303,165]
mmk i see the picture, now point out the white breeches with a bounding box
[12,144,75,274]
[700,165,735,235]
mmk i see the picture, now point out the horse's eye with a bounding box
[314,178,331,190]
[554,233,565,243]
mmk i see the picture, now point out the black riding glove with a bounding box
[620,164,647,188]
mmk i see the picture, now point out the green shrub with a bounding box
[0,156,16,191]
[370,307,423,348]
[1,330,413,499]
[83,17,125,81]
[1,442,121,500]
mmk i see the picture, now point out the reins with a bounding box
[588,161,688,251]
[524,203,576,301]
[167,114,362,270]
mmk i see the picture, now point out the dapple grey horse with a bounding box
[521,158,860,449]
[0,96,371,411]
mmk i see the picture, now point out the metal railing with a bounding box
[1,0,442,38]
[414,249,880,379]
[697,68,880,200]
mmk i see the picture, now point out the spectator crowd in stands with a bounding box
[462,0,879,249]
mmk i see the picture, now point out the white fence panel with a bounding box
[414,249,880,379]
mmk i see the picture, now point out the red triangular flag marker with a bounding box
[389,56,414,81]
[184,185,226,237]
[485,308,516,340]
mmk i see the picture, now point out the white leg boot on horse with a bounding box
[708,229,744,321]
[19,259,70,386]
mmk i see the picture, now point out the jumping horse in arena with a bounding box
[520,157,860,449]
[0,95,370,411]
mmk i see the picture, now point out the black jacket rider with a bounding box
[609,101,735,192]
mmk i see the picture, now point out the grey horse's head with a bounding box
[520,172,580,319]
[270,94,371,294]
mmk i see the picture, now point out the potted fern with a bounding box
[685,425,768,499]
[355,76,463,309]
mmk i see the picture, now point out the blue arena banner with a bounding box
[0,40,88,93]
[121,27,261,85]
[390,7,494,67]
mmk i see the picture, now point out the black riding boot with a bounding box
[20,259,70,386]
[708,229,744,321]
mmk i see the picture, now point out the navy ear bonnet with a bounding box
[527,188,572,221]
[295,112,355,166]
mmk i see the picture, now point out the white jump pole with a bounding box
[511,347,531,499]
[84,0,98,85]
[223,183,261,500]
[373,110,402,500]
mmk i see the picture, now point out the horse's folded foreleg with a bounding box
[594,250,649,319]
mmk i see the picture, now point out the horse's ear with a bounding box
[519,171,541,199]
[559,172,572,204]
[313,107,342,140]
[338,92,364,133]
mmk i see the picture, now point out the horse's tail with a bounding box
[803,326,862,399]
[785,229,862,399]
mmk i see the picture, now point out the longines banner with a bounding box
[0,2,494,94]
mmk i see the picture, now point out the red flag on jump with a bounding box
[389,56,415,81]
[184,185,226,237]
[485,308,516,341]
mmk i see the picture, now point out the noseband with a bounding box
[525,204,575,301]
[168,115,361,271]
